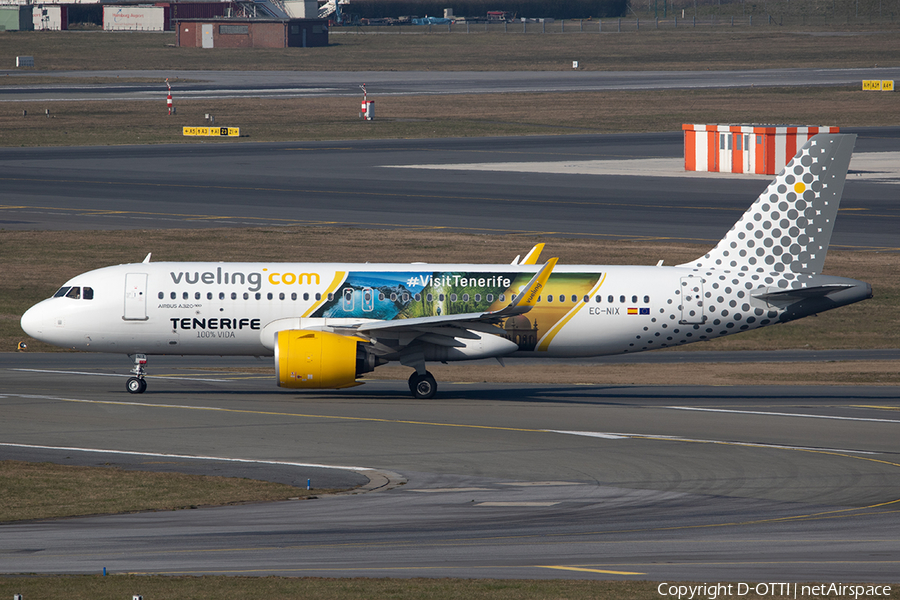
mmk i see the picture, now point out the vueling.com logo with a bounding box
[169,267,320,292]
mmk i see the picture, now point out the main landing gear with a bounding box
[126,353,148,394]
[408,370,437,399]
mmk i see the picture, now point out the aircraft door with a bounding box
[124,273,149,321]
[679,277,706,324]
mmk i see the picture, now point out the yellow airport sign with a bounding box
[183,127,240,137]
[862,80,894,91]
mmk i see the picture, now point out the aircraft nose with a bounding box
[20,302,47,339]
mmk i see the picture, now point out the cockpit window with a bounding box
[65,287,81,299]
[53,286,93,300]
[83,287,94,300]
[53,286,71,298]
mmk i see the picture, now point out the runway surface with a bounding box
[1,129,898,251]
[4,67,900,101]
[2,354,899,580]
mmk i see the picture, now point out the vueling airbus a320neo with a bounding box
[21,134,872,398]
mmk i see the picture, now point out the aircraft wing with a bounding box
[333,258,557,345]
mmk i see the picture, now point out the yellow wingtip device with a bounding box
[514,257,558,308]
[520,243,545,265]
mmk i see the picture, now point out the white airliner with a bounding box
[21,134,871,398]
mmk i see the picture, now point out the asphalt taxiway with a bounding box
[5,67,900,101]
[1,353,898,579]
[1,130,898,251]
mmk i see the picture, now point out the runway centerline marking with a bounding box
[667,405,900,424]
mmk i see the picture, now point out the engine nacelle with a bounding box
[275,330,372,389]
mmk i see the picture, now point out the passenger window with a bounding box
[427,294,433,302]
[219,292,225,300]
[267,293,273,300]
[620,295,626,303]
[256,293,262,300]
[327,293,334,301]
[279,293,285,300]
[595,295,601,303]
[632,295,638,303]
[644,295,650,304]
[291,293,297,301]
[559,295,564,303]
[487,294,494,302]
[608,295,614,303]
[195,292,201,300]
[450,294,457,302]
[183,292,189,300]
[583,295,589,303]
[547,295,553,303]
[244,293,250,300]
[232,292,238,300]
[315,293,321,301]
[158,292,164,300]
[415,293,422,301]
[170,292,176,300]
[303,293,309,301]
[207,292,213,300]
[572,295,578,303]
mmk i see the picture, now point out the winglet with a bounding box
[142,252,152,263]
[519,243,545,265]
[513,257,557,309]
[486,258,558,320]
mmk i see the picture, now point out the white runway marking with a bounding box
[0,442,374,472]
[547,429,880,455]
[667,406,900,424]
[387,152,900,183]
[12,368,237,383]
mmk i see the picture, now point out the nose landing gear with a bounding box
[126,353,148,394]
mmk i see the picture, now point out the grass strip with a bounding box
[1,27,898,72]
[0,461,323,523]
[2,86,897,147]
[0,576,897,599]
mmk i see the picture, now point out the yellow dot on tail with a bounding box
[794,182,806,194]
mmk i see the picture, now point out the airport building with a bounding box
[174,17,327,47]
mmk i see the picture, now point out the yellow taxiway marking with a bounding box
[539,565,645,575]
[853,405,900,411]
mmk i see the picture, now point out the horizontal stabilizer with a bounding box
[753,284,856,307]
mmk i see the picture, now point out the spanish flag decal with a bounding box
[627,307,638,315]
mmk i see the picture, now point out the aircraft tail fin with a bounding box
[679,133,856,275]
